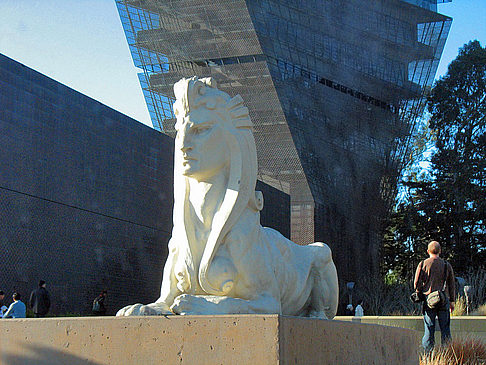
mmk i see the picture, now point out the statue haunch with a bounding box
[117,77,339,319]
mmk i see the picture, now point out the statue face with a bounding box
[176,109,229,182]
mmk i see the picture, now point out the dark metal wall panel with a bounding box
[0,53,174,314]
[0,53,289,314]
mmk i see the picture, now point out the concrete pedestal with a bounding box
[0,315,418,364]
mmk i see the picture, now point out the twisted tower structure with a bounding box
[115,0,451,283]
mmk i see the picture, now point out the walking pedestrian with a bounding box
[29,280,51,317]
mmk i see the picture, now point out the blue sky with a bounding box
[0,1,150,125]
[436,0,486,76]
[0,0,485,128]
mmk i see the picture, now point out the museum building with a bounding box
[0,53,289,314]
[115,0,452,284]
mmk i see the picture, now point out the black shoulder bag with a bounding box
[426,260,448,309]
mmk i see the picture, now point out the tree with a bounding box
[427,40,486,273]
[382,41,486,277]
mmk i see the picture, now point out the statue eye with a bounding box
[194,126,211,134]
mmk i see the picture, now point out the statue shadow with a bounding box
[2,343,103,365]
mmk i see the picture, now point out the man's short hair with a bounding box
[13,292,21,300]
[428,241,441,254]
[39,280,46,287]
[0,290,4,296]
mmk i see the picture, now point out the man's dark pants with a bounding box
[422,299,451,353]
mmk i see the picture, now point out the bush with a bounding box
[472,304,486,316]
[350,268,486,316]
[463,269,486,312]
[353,277,421,315]
[420,337,486,365]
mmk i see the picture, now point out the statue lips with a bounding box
[182,154,197,166]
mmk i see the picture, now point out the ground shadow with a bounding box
[2,343,104,365]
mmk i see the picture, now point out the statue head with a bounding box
[171,77,262,295]
[173,77,253,182]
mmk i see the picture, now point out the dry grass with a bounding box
[452,296,467,316]
[420,337,486,365]
[472,304,486,316]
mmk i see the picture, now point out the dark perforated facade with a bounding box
[0,53,289,314]
[116,0,451,284]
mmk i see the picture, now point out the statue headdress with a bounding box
[172,77,262,296]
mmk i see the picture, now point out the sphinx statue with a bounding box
[117,77,339,318]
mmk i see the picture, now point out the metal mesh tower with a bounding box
[115,0,451,283]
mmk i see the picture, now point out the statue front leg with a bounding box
[170,294,280,315]
[307,242,339,319]
[116,242,182,316]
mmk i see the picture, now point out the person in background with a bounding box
[345,303,354,316]
[414,241,455,353]
[0,291,7,317]
[29,280,51,318]
[354,300,364,317]
[3,293,26,318]
[92,290,107,315]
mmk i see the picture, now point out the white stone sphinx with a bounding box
[117,77,339,318]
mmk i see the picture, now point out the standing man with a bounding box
[29,280,51,318]
[414,241,455,353]
[2,293,26,318]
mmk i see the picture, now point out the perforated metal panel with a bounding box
[116,0,451,282]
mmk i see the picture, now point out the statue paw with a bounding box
[170,294,210,315]
[307,310,328,319]
[170,294,192,315]
[116,303,143,316]
[116,303,172,316]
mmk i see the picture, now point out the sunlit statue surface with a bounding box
[117,77,339,318]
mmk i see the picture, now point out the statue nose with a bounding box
[181,144,192,153]
[180,134,193,152]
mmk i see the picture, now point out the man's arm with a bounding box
[2,303,14,318]
[413,261,423,291]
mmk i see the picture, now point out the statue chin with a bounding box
[116,76,339,319]
[181,165,195,177]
